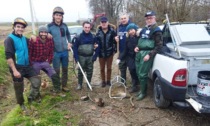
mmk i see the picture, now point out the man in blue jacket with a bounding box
[47,7,71,92]
[4,17,41,111]
[115,13,131,84]
[73,21,99,90]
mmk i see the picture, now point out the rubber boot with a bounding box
[129,79,138,93]
[76,84,82,90]
[28,76,41,101]
[120,69,126,85]
[13,82,24,105]
[51,74,61,91]
[61,67,69,92]
[136,79,147,101]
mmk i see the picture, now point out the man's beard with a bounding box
[39,35,47,40]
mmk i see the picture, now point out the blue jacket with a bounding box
[47,22,71,52]
[118,21,131,53]
[5,33,29,65]
[73,31,99,61]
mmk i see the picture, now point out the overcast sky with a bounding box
[0,0,92,22]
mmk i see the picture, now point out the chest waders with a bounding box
[135,38,155,101]
[78,44,94,90]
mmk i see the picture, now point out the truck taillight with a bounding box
[172,69,187,87]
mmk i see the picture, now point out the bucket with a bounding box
[197,71,210,97]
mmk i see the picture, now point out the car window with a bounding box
[69,27,83,35]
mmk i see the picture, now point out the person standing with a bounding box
[117,23,139,93]
[96,17,117,87]
[115,13,131,84]
[73,21,99,90]
[134,11,163,100]
[29,25,63,96]
[4,17,41,111]
[47,6,71,92]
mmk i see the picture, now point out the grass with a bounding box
[0,46,9,85]
[1,91,80,126]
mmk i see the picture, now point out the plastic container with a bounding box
[197,71,210,97]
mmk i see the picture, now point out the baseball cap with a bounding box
[100,17,108,22]
[145,11,156,17]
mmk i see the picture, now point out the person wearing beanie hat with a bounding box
[134,11,163,101]
[29,25,64,97]
[126,23,138,32]
[116,22,139,93]
[38,25,48,33]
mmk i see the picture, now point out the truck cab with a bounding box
[149,21,210,113]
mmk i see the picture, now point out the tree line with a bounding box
[86,0,210,26]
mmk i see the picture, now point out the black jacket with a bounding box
[96,25,117,58]
[119,35,139,69]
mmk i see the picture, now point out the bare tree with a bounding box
[87,0,210,27]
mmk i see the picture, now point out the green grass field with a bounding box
[0,46,8,85]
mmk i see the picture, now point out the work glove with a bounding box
[116,59,120,65]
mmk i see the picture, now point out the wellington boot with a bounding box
[136,93,146,101]
[129,87,138,93]
[76,84,82,90]
[135,91,142,97]
[61,67,68,87]
[51,74,61,90]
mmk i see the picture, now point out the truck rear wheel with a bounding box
[153,77,170,108]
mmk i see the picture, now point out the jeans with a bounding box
[53,51,69,87]
[53,51,69,69]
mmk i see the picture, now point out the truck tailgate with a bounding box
[187,57,210,85]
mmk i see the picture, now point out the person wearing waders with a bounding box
[115,13,131,84]
[4,17,41,111]
[96,17,117,87]
[134,11,163,101]
[29,25,65,97]
[47,7,72,92]
[73,21,99,90]
[116,23,139,93]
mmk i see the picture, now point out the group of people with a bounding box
[4,6,163,111]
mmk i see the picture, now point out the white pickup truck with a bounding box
[149,21,210,113]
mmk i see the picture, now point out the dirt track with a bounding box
[66,54,210,126]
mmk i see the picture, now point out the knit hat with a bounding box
[126,23,138,32]
[38,25,48,33]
